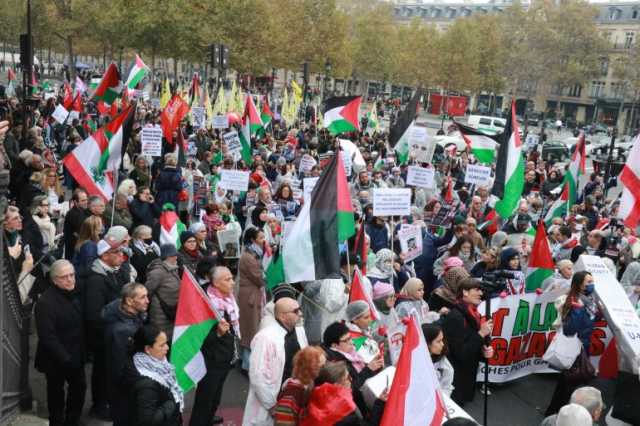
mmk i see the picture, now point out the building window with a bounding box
[590,81,605,97]
[611,82,626,99]
[600,58,609,76]
[568,84,582,98]
[633,10,639,19]
[461,8,471,17]
[609,8,621,20]
[448,9,456,19]
[431,9,441,18]
[625,32,635,48]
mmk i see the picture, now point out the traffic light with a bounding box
[221,45,229,69]
[210,44,220,68]
[20,34,32,69]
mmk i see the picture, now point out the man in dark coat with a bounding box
[103,283,149,426]
[440,278,494,406]
[63,189,88,260]
[129,186,159,229]
[413,226,454,294]
[34,260,86,426]
[84,239,130,420]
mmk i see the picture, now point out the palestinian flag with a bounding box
[366,103,380,135]
[239,111,254,166]
[270,151,355,283]
[265,248,285,290]
[477,208,499,235]
[261,98,273,130]
[389,89,422,165]
[349,266,378,321]
[171,269,218,392]
[525,221,554,292]
[161,95,190,145]
[93,63,122,106]
[455,121,499,164]
[544,186,569,225]
[62,105,135,201]
[125,54,149,92]
[492,100,524,219]
[565,133,586,209]
[189,73,201,106]
[373,156,384,172]
[322,96,361,136]
[244,94,263,135]
[159,204,187,248]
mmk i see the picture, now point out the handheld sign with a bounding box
[373,188,411,217]
[218,170,250,192]
[464,164,492,186]
[141,126,163,157]
[212,115,229,129]
[52,105,69,124]
[406,166,435,189]
[223,131,242,156]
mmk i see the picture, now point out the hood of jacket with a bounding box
[102,299,145,327]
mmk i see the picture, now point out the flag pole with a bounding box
[483,294,492,426]
[345,246,352,285]
[109,163,120,227]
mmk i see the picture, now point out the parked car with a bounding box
[541,140,570,162]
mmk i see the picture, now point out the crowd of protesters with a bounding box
[2,71,640,426]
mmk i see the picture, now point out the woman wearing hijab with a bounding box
[429,262,470,312]
[497,247,526,296]
[177,231,202,275]
[396,278,445,325]
[130,325,183,426]
[237,227,267,373]
[366,248,409,292]
[189,222,217,257]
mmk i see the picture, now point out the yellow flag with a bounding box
[228,81,237,113]
[203,86,213,125]
[236,88,244,115]
[291,80,303,102]
[160,78,171,109]
[282,88,289,122]
[212,86,226,116]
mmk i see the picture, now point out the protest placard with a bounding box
[341,151,352,177]
[398,225,423,261]
[373,188,411,217]
[223,130,242,155]
[191,106,206,129]
[212,115,229,129]
[299,154,317,174]
[465,164,492,186]
[217,228,241,259]
[52,105,69,124]
[406,166,435,188]
[140,126,163,157]
[66,110,80,124]
[408,126,435,163]
[476,291,612,383]
[218,170,250,192]
[575,255,640,367]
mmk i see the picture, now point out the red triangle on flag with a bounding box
[349,267,378,321]
[175,270,217,327]
[530,220,554,269]
[339,97,362,131]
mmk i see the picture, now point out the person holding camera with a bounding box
[129,185,159,229]
[440,278,494,406]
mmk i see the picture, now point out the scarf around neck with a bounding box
[207,285,241,338]
[133,352,184,412]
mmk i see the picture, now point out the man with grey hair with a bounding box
[88,195,106,220]
[34,259,86,426]
[540,386,604,425]
[103,283,149,425]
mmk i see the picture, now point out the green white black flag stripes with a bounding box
[389,89,422,165]
[492,101,524,219]
[170,270,218,392]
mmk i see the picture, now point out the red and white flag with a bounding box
[380,315,446,426]
[349,266,378,321]
[619,135,640,228]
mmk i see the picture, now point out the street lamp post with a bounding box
[324,60,332,101]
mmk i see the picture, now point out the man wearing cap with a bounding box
[84,239,130,420]
[145,244,181,341]
[243,297,305,426]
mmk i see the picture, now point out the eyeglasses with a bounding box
[41,203,49,207]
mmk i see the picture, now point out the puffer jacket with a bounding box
[145,259,181,341]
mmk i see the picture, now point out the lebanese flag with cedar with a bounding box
[619,134,640,228]
[381,315,446,426]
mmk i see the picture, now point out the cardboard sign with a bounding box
[575,256,640,371]
[398,225,423,262]
[223,131,242,155]
[140,126,163,157]
[52,105,69,124]
[465,164,492,186]
[218,170,250,192]
[191,106,206,129]
[217,228,241,259]
[299,154,317,174]
[212,115,229,129]
[341,151,352,177]
[406,166,435,189]
[373,188,411,217]
[525,133,539,148]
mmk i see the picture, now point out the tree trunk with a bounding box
[66,37,75,80]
